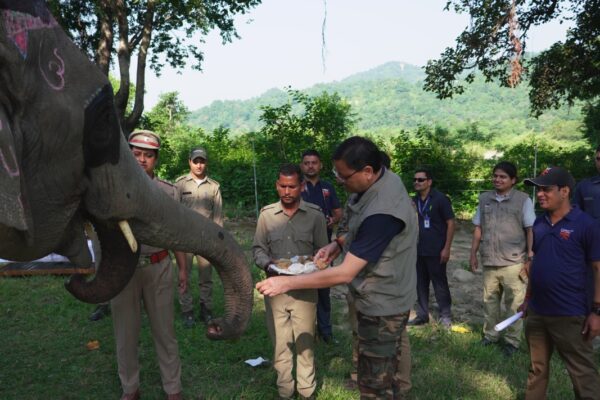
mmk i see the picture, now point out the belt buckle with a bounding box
[138,257,150,268]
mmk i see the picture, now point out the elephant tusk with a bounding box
[118,220,138,253]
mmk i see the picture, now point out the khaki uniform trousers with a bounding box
[265,289,317,399]
[347,292,412,397]
[525,310,600,400]
[179,254,212,312]
[483,263,526,347]
[111,256,182,395]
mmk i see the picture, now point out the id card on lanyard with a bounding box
[418,197,431,229]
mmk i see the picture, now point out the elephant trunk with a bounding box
[65,219,139,304]
[127,193,254,340]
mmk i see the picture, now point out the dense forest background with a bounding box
[139,61,596,218]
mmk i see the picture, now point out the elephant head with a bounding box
[0,0,252,340]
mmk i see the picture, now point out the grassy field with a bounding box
[0,220,592,399]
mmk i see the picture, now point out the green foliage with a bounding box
[425,1,600,144]
[48,0,262,131]
[188,62,583,144]
[388,126,486,215]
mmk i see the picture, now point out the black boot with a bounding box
[89,304,110,321]
[199,303,212,324]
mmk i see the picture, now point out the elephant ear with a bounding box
[0,105,28,231]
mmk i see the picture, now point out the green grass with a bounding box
[0,222,595,399]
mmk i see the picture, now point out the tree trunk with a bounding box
[95,0,113,77]
[124,0,155,133]
[113,0,131,135]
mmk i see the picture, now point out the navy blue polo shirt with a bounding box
[301,179,341,235]
[349,214,405,263]
[573,175,600,220]
[529,207,600,316]
[413,189,455,257]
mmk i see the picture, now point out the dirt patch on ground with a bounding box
[329,219,486,328]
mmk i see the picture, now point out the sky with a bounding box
[143,0,571,111]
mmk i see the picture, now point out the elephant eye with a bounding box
[82,84,121,169]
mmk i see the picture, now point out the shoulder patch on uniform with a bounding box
[306,202,322,212]
[158,178,175,187]
[260,203,277,212]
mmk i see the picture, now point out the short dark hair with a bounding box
[380,151,391,169]
[493,161,518,180]
[301,149,321,160]
[279,163,303,182]
[415,168,432,180]
[333,136,383,173]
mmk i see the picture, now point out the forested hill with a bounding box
[188,61,581,136]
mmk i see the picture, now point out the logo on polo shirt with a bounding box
[322,188,330,198]
[559,228,573,240]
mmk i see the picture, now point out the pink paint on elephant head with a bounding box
[38,45,65,91]
[1,9,57,58]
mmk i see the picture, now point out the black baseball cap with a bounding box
[189,147,208,161]
[523,166,575,191]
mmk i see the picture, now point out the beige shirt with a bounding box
[175,173,223,226]
[252,200,329,269]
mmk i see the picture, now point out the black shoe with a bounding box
[321,334,338,345]
[89,304,110,321]
[182,310,195,328]
[199,304,212,324]
[480,337,496,346]
[502,344,519,357]
[407,317,428,326]
[439,317,452,329]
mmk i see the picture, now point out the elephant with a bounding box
[0,0,253,340]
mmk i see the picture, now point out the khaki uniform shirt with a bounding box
[140,176,180,257]
[175,173,223,226]
[253,200,329,269]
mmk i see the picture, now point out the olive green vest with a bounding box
[344,169,417,316]
[478,189,528,266]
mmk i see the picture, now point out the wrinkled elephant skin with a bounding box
[0,0,253,340]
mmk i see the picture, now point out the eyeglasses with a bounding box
[332,168,360,182]
[413,178,427,183]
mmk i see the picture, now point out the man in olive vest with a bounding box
[257,137,417,399]
[470,161,535,357]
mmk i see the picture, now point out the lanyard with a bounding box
[417,196,430,217]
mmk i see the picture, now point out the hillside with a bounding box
[187,61,583,137]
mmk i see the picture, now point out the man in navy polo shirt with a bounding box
[573,144,600,220]
[522,166,600,400]
[300,149,342,344]
[409,168,455,328]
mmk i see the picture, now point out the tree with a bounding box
[48,0,261,133]
[259,89,356,167]
[424,1,600,144]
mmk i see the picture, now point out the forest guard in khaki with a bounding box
[175,147,223,327]
[112,130,186,400]
[252,163,329,400]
